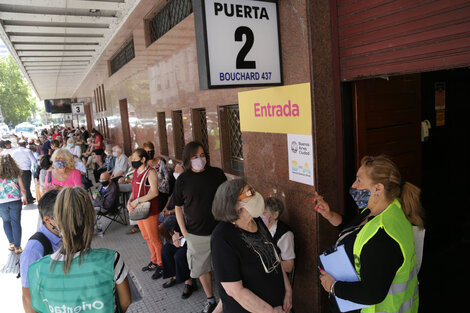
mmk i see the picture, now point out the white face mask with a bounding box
[173,172,180,180]
[191,157,206,171]
[241,192,265,218]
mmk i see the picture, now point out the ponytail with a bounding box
[400,182,424,229]
[361,155,424,229]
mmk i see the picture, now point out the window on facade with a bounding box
[147,0,192,46]
[157,112,169,156]
[101,84,107,111]
[219,104,244,175]
[191,108,209,156]
[104,117,109,139]
[94,85,107,113]
[172,110,185,160]
[109,39,135,75]
[94,89,98,112]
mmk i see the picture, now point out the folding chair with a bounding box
[95,204,128,235]
[118,183,132,225]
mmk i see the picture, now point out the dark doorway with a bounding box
[119,98,132,156]
[419,68,470,312]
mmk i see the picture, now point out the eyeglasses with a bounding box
[238,186,255,200]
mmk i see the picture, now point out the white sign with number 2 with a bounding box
[203,0,282,86]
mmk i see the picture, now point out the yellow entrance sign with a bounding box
[238,83,312,135]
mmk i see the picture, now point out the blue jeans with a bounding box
[0,200,22,248]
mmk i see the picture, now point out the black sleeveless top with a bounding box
[272,220,291,245]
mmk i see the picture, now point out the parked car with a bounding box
[0,124,11,137]
[14,123,36,139]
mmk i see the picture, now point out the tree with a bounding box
[0,55,36,125]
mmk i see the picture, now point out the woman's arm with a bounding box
[175,205,187,237]
[17,176,28,205]
[221,281,284,313]
[116,278,131,312]
[126,193,134,212]
[281,267,293,312]
[323,229,404,305]
[314,191,343,226]
[277,231,296,274]
[281,260,295,274]
[22,287,37,313]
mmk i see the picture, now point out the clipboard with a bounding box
[319,244,369,312]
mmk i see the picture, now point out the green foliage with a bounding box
[0,55,36,125]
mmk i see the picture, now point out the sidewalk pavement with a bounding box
[0,203,217,313]
[93,213,217,313]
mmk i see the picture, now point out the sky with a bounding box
[0,38,9,57]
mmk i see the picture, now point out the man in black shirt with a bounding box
[174,141,227,313]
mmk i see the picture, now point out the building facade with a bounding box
[71,1,470,312]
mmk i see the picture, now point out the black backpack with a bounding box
[17,232,53,278]
[29,232,53,255]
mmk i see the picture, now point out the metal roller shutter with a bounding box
[337,0,470,81]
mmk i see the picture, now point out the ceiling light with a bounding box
[90,9,100,13]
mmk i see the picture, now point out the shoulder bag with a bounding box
[129,167,151,221]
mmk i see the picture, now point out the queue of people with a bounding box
[0,125,109,257]
[1,123,424,313]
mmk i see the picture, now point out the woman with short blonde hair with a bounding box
[28,187,131,313]
[51,149,75,170]
[44,149,82,191]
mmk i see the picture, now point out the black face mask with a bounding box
[101,181,110,187]
[147,150,155,160]
[131,160,143,169]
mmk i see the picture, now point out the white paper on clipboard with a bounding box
[319,244,369,312]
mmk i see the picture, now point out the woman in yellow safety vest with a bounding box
[315,155,424,313]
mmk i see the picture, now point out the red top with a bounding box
[94,135,104,150]
[52,133,58,140]
[131,167,159,216]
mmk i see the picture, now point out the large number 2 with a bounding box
[235,26,256,69]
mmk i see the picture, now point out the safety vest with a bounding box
[353,199,419,313]
[28,248,116,313]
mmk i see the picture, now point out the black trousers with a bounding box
[21,170,34,204]
[161,243,190,283]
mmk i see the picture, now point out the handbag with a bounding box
[129,167,152,221]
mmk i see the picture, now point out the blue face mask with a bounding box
[55,160,66,169]
[349,187,371,209]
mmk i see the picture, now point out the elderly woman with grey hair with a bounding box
[211,178,292,313]
[262,197,296,274]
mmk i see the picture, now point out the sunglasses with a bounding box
[238,186,255,200]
